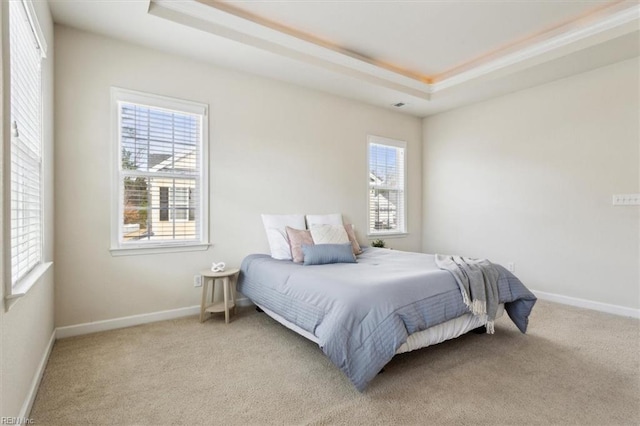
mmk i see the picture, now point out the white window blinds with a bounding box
[9,0,44,287]
[368,137,406,235]
[114,90,207,248]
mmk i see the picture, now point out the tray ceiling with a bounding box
[50,0,640,117]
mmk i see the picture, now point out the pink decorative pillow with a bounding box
[286,226,314,263]
[344,224,362,255]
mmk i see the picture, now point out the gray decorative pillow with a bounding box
[302,243,357,266]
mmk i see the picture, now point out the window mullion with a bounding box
[171,179,176,237]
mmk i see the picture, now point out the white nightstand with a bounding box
[199,268,240,324]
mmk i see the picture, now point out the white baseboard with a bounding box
[56,298,253,339]
[56,306,200,338]
[20,329,55,418]
[533,290,640,319]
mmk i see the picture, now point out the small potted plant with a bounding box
[371,239,386,248]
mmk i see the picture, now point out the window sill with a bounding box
[110,243,211,257]
[367,232,409,239]
[5,262,53,311]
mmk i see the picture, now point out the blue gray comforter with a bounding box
[238,247,536,391]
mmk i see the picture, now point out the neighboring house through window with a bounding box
[5,0,48,297]
[367,135,406,235]
[111,88,209,254]
[159,187,169,222]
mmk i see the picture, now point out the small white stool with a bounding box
[199,268,240,324]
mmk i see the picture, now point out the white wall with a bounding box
[423,58,639,310]
[54,26,422,327]
[0,0,55,418]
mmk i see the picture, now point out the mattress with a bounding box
[238,248,537,390]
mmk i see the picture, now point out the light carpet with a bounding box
[31,300,640,425]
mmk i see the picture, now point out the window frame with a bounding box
[366,135,408,237]
[110,87,210,256]
[2,0,52,306]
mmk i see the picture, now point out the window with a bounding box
[6,0,47,293]
[367,136,406,235]
[111,88,209,254]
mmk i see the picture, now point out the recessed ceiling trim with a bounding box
[431,4,640,93]
[149,0,432,100]
[150,0,639,103]
[197,0,431,84]
[430,0,632,82]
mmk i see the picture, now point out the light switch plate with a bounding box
[613,194,640,206]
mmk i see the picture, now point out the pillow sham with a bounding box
[302,243,356,266]
[306,213,343,228]
[285,226,313,263]
[261,214,306,260]
[310,224,350,245]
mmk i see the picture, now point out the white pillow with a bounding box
[261,214,306,260]
[306,213,343,228]
[310,224,350,245]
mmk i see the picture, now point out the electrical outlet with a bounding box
[193,275,202,287]
[507,263,515,272]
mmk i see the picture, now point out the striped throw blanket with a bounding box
[435,254,500,333]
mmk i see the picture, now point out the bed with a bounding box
[238,247,536,391]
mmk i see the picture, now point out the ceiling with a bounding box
[49,0,640,117]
